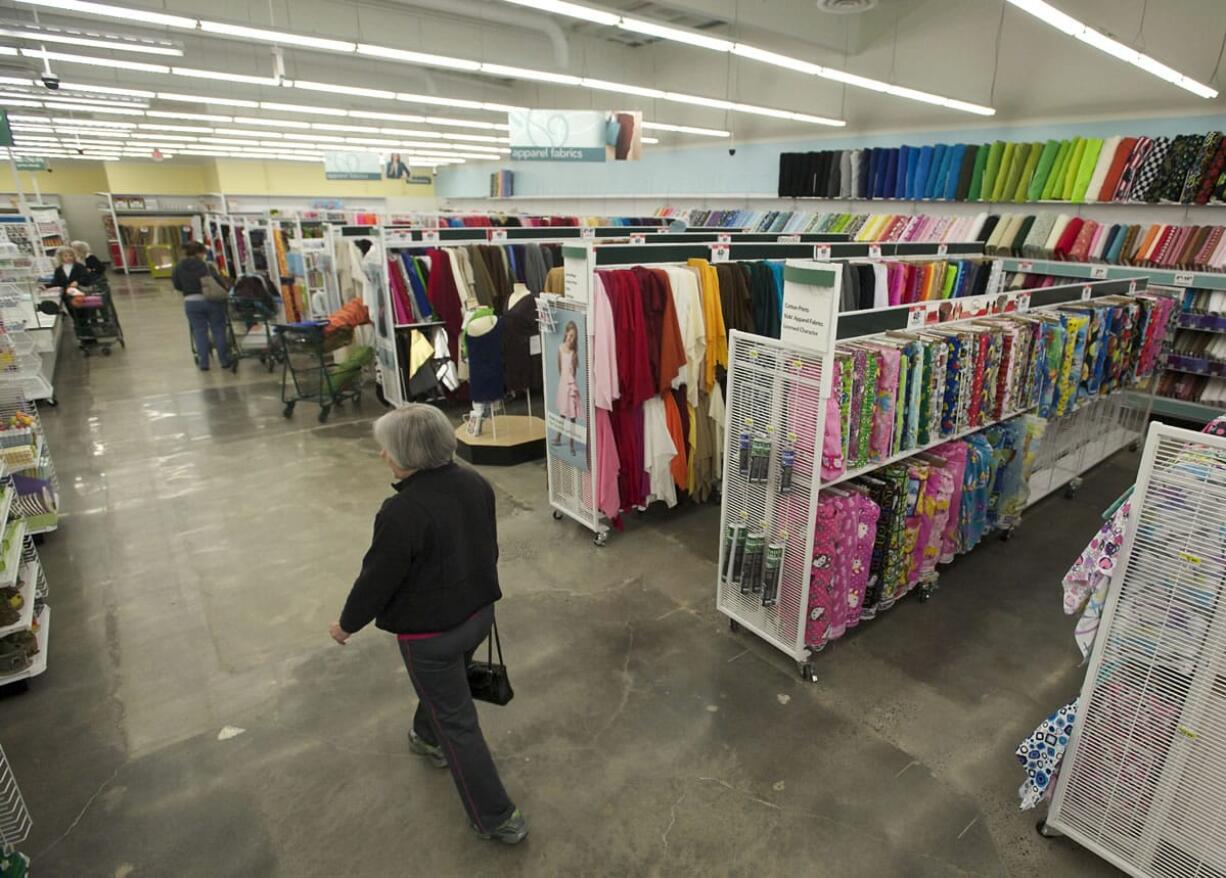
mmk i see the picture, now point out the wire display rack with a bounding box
[1045,422,1226,878]
[0,742,31,867]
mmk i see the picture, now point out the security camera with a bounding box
[41,73,60,90]
[728,147,737,156]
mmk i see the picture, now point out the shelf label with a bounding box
[1174,271,1195,287]
[710,242,730,263]
[1081,285,1093,300]
[488,228,508,242]
[814,244,832,259]
[1129,280,1137,293]
[580,227,595,239]
[1016,291,1032,313]
[421,229,440,243]
[936,244,948,257]
[868,244,883,259]
[629,233,647,244]
[779,234,800,243]
[1091,265,1108,279]
[1018,260,1034,273]
[717,233,733,243]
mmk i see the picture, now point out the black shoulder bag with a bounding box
[468,621,514,705]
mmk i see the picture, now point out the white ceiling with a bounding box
[0,0,1223,159]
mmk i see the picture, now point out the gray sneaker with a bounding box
[408,730,447,768]
[473,808,528,845]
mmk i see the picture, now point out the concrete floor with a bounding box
[0,274,1133,877]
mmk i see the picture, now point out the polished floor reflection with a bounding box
[4,274,1129,876]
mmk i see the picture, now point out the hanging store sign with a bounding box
[15,157,45,171]
[0,110,11,148]
[323,151,381,180]
[508,109,642,162]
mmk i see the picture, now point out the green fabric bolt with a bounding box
[942,264,957,299]
[1028,140,1061,201]
[991,142,1016,201]
[969,144,990,200]
[981,141,1005,201]
[1061,138,1086,200]
[1071,138,1103,201]
[1001,142,1030,202]
[1042,140,1072,200]
[1014,142,1043,202]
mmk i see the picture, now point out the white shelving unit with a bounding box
[0,741,32,867]
[0,471,50,687]
[1046,422,1226,878]
[0,244,55,403]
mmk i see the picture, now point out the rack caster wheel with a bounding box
[918,585,933,603]
[799,662,817,683]
[593,531,608,547]
[1000,528,1013,542]
[552,510,563,521]
[318,406,331,424]
[1065,478,1082,499]
[43,397,56,407]
[101,346,112,357]
[282,402,295,418]
[1129,440,1140,452]
[1035,819,1062,839]
[729,618,742,633]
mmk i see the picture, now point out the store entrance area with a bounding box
[3,275,1128,876]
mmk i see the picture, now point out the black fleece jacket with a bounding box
[339,462,502,635]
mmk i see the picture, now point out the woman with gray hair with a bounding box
[331,403,526,845]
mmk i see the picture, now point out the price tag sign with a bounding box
[1173,271,1195,287]
[1129,280,1137,294]
[488,228,508,242]
[580,227,595,239]
[1081,285,1093,301]
[779,234,801,243]
[710,242,730,263]
[1017,291,1032,313]
[868,244,883,259]
[814,244,832,260]
[1090,265,1109,279]
[1018,260,1034,273]
[629,233,647,244]
[936,244,948,257]
[717,233,732,243]
[421,229,440,243]
[907,305,927,327]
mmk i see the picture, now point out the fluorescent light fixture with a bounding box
[147,111,233,122]
[157,92,259,108]
[356,44,480,72]
[0,77,34,87]
[260,101,347,117]
[290,80,397,101]
[171,68,281,87]
[13,0,196,29]
[138,123,214,132]
[349,110,426,123]
[618,17,733,52]
[0,27,183,56]
[61,82,155,97]
[422,116,499,130]
[731,44,824,76]
[641,137,659,144]
[44,101,145,115]
[283,133,345,143]
[0,99,42,107]
[214,128,280,138]
[500,0,619,25]
[199,21,355,53]
[580,78,666,99]
[480,63,582,85]
[233,117,310,129]
[43,95,148,109]
[641,121,728,137]
[1004,0,1217,98]
[20,48,169,73]
[397,93,483,110]
[0,48,14,56]
[311,123,379,134]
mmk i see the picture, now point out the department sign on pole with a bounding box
[15,157,45,171]
[323,151,381,180]
[0,110,12,148]
[508,110,642,162]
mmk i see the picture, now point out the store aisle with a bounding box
[3,274,1128,876]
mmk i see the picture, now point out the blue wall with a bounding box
[438,112,1226,198]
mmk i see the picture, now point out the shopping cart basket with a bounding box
[275,322,367,423]
[59,277,125,356]
[229,275,283,372]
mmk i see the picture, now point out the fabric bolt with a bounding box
[1016,700,1078,811]
[1084,136,1120,202]
[806,498,839,649]
[1071,137,1103,202]
[821,356,847,480]
[992,142,1016,201]
[1114,136,1153,200]
[1133,136,1172,201]
[1198,136,1226,203]
[1027,140,1060,201]
[1060,138,1086,200]
[1042,140,1072,200]
[1157,134,1203,202]
[1097,136,1137,201]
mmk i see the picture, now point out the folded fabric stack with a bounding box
[776,131,1226,205]
[834,259,994,310]
[436,215,664,228]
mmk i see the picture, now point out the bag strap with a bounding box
[488,620,504,666]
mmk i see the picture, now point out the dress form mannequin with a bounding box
[507,282,530,312]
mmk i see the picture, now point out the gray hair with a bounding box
[373,404,456,471]
[71,240,91,259]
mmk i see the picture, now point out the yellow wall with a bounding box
[212,160,434,198]
[104,162,211,196]
[0,160,108,197]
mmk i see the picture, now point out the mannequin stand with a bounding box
[455,390,546,466]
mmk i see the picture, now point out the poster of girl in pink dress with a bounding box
[544,315,590,470]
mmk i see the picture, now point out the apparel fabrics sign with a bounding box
[780,263,840,355]
[508,110,642,162]
[323,151,381,180]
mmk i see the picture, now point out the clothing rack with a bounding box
[714,268,1162,681]
[543,239,990,546]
